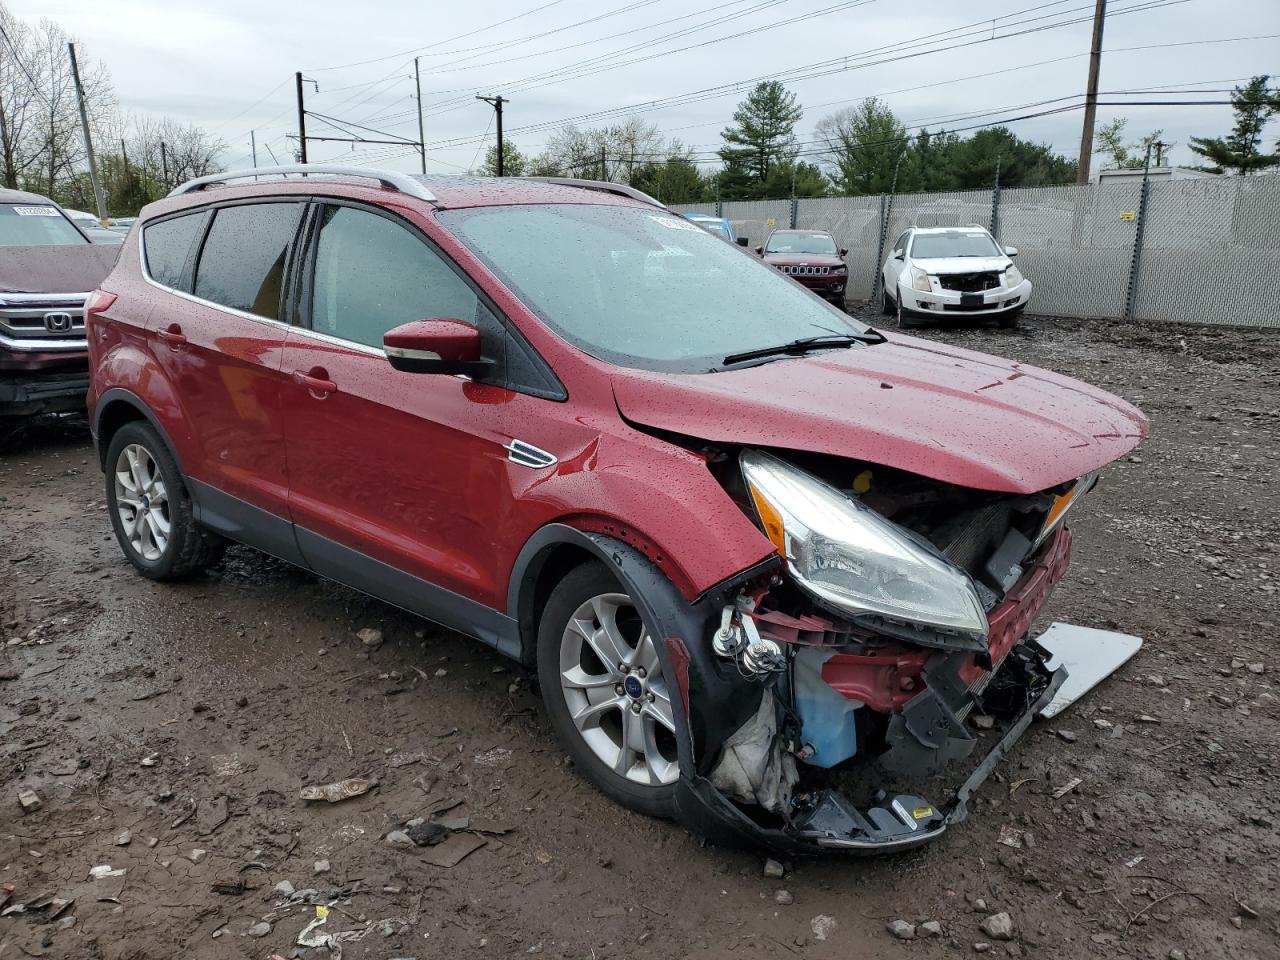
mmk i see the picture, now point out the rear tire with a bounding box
[537,563,678,819]
[105,421,224,580]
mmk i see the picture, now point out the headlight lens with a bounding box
[741,450,988,639]
[910,267,932,292]
[1032,471,1097,548]
[1004,264,1023,286]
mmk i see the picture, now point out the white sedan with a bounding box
[881,225,1030,329]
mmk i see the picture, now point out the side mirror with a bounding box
[838,248,849,258]
[892,249,904,260]
[754,245,764,255]
[736,236,749,247]
[1004,245,1018,257]
[383,319,491,377]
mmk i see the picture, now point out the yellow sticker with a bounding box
[912,805,935,820]
[1119,211,1136,221]
[316,905,330,919]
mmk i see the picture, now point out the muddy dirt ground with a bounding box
[1,314,1277,960]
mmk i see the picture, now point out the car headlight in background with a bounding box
[1004,264,1024,286]
[910,267,932,292]
[740,450,988,640]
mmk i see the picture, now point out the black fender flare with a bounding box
[92,387,186,473]
[507,523,772,783]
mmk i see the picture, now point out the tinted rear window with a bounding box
[143,213,205,291]
[194,203,302,320]
[0,203,87,246]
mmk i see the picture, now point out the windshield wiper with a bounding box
[722,331,882,367]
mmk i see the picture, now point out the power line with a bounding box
[303,0,572,72]
[420,0,1193,150]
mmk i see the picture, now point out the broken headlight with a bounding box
[740,450,988,640]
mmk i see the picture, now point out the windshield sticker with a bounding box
[649,215,703,232]
[12,205,61,217]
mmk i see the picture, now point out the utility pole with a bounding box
[1075,0,1106,184]
[600,145,607,180]
[476,95,506,176]
[160,141,169,188]
[414,57,426,174]
[295,71,308,164]
[67,42,107,221]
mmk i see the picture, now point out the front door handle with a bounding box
[157,325,186,347]
[295,369,337,397]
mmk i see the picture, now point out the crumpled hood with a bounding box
[0,244,118,295]
[612,336,1149,494]
[913,256,1010,274]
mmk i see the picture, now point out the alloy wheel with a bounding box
[113,443,171,561]
[558,592,678,786]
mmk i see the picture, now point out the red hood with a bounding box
[0,244,118,295]
[762,252,844,266]
[611,335,1149,494]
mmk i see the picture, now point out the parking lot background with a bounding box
[675,172,1280,328]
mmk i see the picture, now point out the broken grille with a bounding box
[938,272,1001,292]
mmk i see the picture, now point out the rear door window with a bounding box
[194,202,303,321]
[308,204,478,349]
[143,213,205,292]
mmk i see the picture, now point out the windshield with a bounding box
[765,232,837,255]
[0,204,86,246]
[440,204,868,373]
[910,231,1000,259]
[690,218,732,241]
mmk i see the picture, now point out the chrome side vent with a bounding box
[505,439,558,469]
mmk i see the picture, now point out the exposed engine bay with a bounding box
[678,447,1091,852]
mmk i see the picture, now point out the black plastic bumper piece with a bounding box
[673,664,1067,855]
[0,372,90,417]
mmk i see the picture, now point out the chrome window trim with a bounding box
[138,213,294,332]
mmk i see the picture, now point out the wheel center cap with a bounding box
[141,495,150,509]
[623,675,644,699]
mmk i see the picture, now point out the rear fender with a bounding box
[92,359,193,474]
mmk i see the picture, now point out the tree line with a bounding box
[0,3,225,216]
[479,76,1280,204]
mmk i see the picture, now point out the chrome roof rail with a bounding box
[523,177,665,209]
[168,165,437,203]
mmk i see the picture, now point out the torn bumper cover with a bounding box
[680,656,1065,854]
[675,526,1074,854]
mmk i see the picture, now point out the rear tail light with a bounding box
[85,290,117,323]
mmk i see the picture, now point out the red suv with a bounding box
[86,166,1147,853]
[757,228,849,305]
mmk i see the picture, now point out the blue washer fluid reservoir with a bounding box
[792,647,861,768]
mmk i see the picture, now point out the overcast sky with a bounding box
[16,0,1280,176]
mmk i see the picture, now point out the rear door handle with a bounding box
[295,370,338,396]
[157,325,186,347]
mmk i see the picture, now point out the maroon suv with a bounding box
[0,188,118,418]
[757,228,848,305]
[86,166,1147,853]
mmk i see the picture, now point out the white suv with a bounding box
[881,225,1030,329]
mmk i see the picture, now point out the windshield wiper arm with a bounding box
[722,332,881,366]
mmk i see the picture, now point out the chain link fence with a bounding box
[672,175,1280,328]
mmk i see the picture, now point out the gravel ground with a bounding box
[1,312,1277,960]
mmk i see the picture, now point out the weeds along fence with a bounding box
[673,174,1280,328]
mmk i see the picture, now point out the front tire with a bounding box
[105,421,223,580]
[881,285,895,315]
[896,293,919,329]
[537,564,678,818]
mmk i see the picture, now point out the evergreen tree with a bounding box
[1189,75,1280,175]
[718,81,803,194]
[477,141,527,177]
[815,98,907,195]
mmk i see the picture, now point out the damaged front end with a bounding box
[672,449,1086,853]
